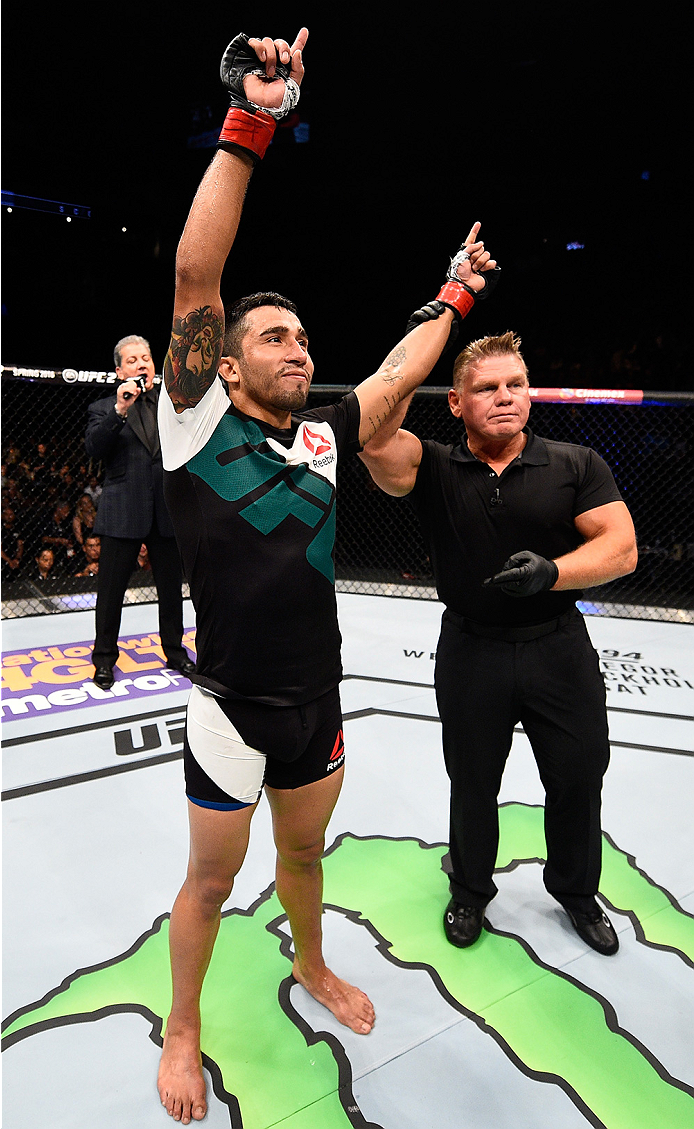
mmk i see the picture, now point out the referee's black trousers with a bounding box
[92,523,187,670]
[434,609,610,914]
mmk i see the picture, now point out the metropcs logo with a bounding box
[303,426,332,457]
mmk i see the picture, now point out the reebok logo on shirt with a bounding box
[303,426,332,457]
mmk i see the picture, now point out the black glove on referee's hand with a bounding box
[483,550,559,597]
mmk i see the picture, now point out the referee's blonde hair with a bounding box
[452,332,527,389]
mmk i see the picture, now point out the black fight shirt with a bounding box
[409,428,624,627]
[164,393,361,706]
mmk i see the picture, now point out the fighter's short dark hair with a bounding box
[223,292,299,358]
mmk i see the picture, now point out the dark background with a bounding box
[2,4,690,389]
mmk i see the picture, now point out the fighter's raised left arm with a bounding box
[354,225,498,446]
[552,501,638,590]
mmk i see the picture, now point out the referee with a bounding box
[360,331,637,956]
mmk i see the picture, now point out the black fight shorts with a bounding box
[183,684,345,811]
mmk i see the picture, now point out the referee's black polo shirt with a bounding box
[408,427,623,628]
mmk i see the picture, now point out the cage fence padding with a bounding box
[1,377,692,622]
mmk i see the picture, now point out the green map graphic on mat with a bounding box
[3,803,694,1129]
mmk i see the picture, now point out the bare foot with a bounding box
[292,960,375,1034]
[158,1025,207,1124]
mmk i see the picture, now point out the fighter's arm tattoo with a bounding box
[379,345,407,385]
[164,306,224,411]
[361,345,408,443]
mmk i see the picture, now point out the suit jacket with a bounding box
[85,386,175,539]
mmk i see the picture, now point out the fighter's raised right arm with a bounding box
[163,30,308,413]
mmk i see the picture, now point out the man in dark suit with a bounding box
[85,335,195,689]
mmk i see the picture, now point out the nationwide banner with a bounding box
[1,628,197,718]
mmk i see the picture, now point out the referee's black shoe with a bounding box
[443,899,486,948]
[565,903,619,955]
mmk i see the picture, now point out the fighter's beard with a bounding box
[267,385,310,411]
[238,362,312,416]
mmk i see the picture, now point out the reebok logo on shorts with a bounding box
[327,728,345,772]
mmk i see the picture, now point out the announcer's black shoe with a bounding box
[565,905,619,955]
[93,666,114,690]
[443,899,486,948]
[168,656,196,678]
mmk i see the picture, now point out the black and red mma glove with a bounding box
[438,245,500,317]
[217,33,301,165]
[406,247,501,349]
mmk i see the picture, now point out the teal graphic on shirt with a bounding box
[186,413,336,582]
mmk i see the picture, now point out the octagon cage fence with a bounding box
[1,368,693,624]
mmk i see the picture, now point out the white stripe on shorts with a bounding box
[186,684,266,804]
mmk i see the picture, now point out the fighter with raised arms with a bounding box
[157,26,498,1123]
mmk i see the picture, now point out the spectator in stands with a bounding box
[74,534,101,578]
[84,475,103,509]
[16,459,36,488]
[57,464,81,505]
[41,477,62,513]
[1,506,24,581]
[19,489,47,562]
[84,334,194,689]
[2,472,26,509]
[4,442,21,469]
[28,547,55,584]
[41,500,77,575]
[48,459,63,484]
[72,494,97,547]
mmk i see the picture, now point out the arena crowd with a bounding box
[1,437,151,591]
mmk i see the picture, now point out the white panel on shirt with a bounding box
[158,378,230,471]
[268,421,338,487]
[158,377,338,486]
